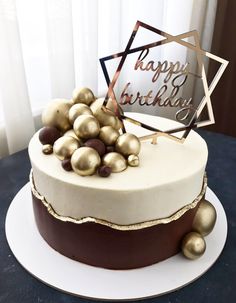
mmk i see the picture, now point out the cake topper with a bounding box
[100,20,228,143]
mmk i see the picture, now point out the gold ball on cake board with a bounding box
[102,152,127,173]
[115,133,141,157]
[72,87,95,106]
[99,126,120,146]
[42,144,53,155]
[181,232,206,260]
[90,98,120,130]
[69,103,93,124]
[128,154,139,167]
[73,115,100,139]
[71,147,101,176]
[192,199,217,236]
[42,99,72,132]
[54,136,80,160]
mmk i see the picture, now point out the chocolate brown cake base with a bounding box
[32,192,201,269]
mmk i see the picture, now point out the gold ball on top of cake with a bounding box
[38,87,141,177]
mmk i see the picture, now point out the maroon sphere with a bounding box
[84,139,106,156]
[39,127,61,145]
[106,145,115,153]
[98,166,112,177]
[62,159,72,171]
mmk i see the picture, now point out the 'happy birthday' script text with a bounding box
[119,49,194,121]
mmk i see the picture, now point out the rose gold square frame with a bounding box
[100,21,228,143]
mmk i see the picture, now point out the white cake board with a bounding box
[5,183,227,301]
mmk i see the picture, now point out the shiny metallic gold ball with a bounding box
[73,115,100,139]
[69,103,93,124]
[42,144,53,155]
[181,232,206,260]
[115,118,124,130]
[63,129,78,139]
[71,147,101,176]
[192,199,217,236]
[102,152,127,173]
[72,87,95,106]
[105,97,124,115]
[128,154,139,167]
[90,98,120,130]
[42,99,72,132]
[99,126,120,146]
[53,136,80,160]
[115,133,141,156]
[63,129,83,145]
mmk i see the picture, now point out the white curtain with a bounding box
[0,0,217,158]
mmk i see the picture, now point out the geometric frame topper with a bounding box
[100,21,228,143]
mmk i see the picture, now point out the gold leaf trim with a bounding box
[29,170,207,231]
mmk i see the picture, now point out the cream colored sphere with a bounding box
[99,126,120,146]
[115,133,141,156]
[102,152,127,173]
[71,147,101,176]
[53,136,80,160]
[42,99,72,132]
[72,87,95,106]
[73,115,100,139]
[90,98,121,130]
[69,103,93,124]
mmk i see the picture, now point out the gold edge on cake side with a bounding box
[29,169,207,231]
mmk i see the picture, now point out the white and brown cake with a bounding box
[28,90,215,269]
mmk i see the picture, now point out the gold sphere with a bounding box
[105,97,124,115]
[115,118,124,130]
[54,136,80,160]
[69,103,93,124]
[71,147,101,176]
[192,200,217,236]
[63,129,83,145]
[42,99,72,132]
[73,115,100,139]
[99,126,120,145]
[181,232,206,260]
[63,129,78,139]
[102,152,127,173]
[115,133,141,156]
[90,98,120,130]
[42,144,53,155]
[128,154,139,167]
[72,87,95,106]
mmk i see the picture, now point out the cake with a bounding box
[28,89,217,269]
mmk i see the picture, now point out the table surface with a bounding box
[0,130,236,303]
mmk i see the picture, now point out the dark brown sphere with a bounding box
[98,166,112,177]
[39,126,61,145]
[84,139,106,157]
[61,159,72,171]
[106,145,115,153]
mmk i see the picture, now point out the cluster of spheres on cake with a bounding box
[38,87,141,177]
[181,199,217,260]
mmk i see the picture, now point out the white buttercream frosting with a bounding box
[28,113,208,225]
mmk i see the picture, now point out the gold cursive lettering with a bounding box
[134,49,190,83]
